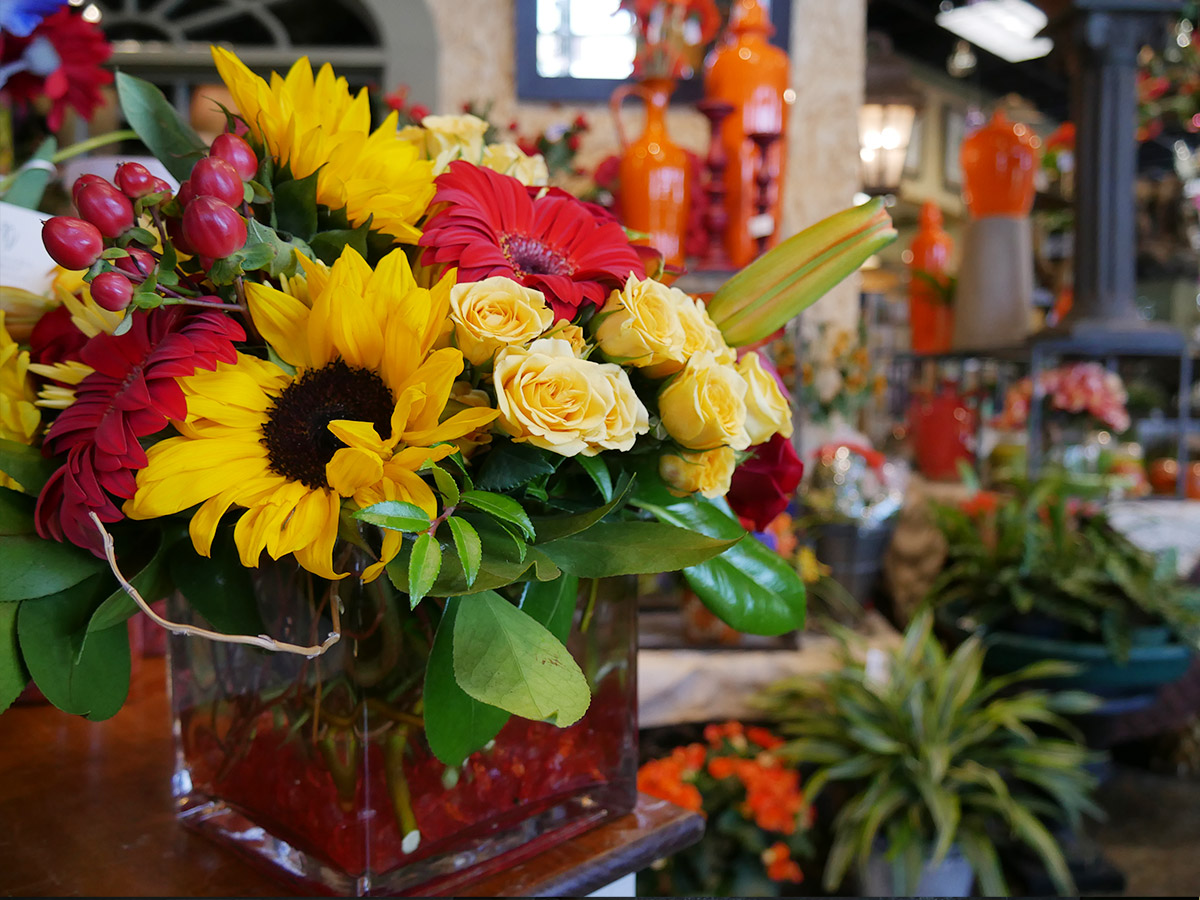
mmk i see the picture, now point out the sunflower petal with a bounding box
[327,446,384,497]
[293,490,345,580]
[246,282,314,370]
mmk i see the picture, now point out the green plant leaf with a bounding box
[0,534,106,603]
[460,490,535,539]
[354,500,432,533]
[0,601,29,714]
[242,218,301,279]
[115,72,207,182]
[0,439,60,495]
[519,574,580,644]
[530,471,633,544]
[86,524,182,633]
[168,527,265,636]
[431,466,461,506]
[408,533,442,606]
[452,590,589,725]
[17,573,130,720]
[272,170,319,240]
[576,455,613,502]
[309,226,369,265]
[474,438,558,492]
[446,517,481,587]
[539,521,738,578]
[423,597,510,766]
[2,137,56,209]
[0,488,36,536]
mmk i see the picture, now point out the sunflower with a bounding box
[125,247,497,582]
[211,47,435,244]
[0,312,41,491]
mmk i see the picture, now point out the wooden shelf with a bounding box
[0,658,702,897]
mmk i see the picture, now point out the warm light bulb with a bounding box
[880,127,901,149]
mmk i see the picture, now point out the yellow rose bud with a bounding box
[544,322,590,356]
[658,351,751,451]
[593,275,686,372]
[737,351,794,444]
[449,276,554,366]
[659,447,737,499]
[481,141,550,186]
[493,338,648,457]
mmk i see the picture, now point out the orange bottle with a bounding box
[908,201,955,354]
[703,0,789,268]
[960,110,1040,218]
[611,78,691,270]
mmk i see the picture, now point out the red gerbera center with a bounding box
[419,161,645,321]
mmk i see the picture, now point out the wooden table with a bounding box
[0,658,702,897]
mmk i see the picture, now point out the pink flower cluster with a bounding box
[996,362,1131,434]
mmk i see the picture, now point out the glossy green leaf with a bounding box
[0,439,59,496]
[168,528,264,636]
[530,472,632,544]
[519,574,580,644]
[0,488,36,536]
[540,521,739,579]
[272,170,319,240]
[115,72,207,182]
[309,226,369,265]
[18,573,130,720]
[423,597,510,766]
[432,466,461,506]
[354,500,432,533]
[576,455,613,502]
[0,601,28,714]
[447,517,481,587]
[0,534,106,603]
[474,438,557,492]
[408,533,442,606]
[2,137,55,209]
[460,490,535,539]
[86,524,183,633]
[453,590,589,726]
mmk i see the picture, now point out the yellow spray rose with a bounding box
[449,276,554,366]
[593,275,687,372]
[737,351,794,444]
[659,447,737,499]
[673,295,736,373]
[493,338,649,457]
[658,351,751,451]
[481,141,550,186]
[399,113,490,173]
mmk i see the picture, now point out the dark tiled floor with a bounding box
[1090,767,1200,897]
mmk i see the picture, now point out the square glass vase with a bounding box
[167,562,638,896]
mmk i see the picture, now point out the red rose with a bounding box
[726,433,804,531]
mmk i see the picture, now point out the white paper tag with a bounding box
[0,201,56,294]
[748,213,775,239]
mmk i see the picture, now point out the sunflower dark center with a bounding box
[261,360,393,490]
[500,233,575,278]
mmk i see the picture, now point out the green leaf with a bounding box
[243,218,300,279]
[431,466,461,506]
[0,601,29,714]
[636,483,806,635]
[272,170,319,240]
[0,488,36,536]
[453,590,590,725]
[17,574,130,720]
[539,521,738,578]
[447,517,481,587]
[354,500,432,533]
[460,490,535,539]
[474,438,558,492]
[0,439,59,495]
[576,455,613,502]
[309,227,369,265]
[115,72,207,182]
[519,574,580,644]
[2,137,56,209]
[86,524,182,633]
[168,528,265,636]
[422,597,510,767]
[0,534,106,602]
[530,472,633,544]
[408,533,442,606]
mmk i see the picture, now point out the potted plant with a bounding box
[759,609,1102,896]
[927,480,1200,694]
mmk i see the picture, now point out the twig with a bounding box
[89,512,341,658]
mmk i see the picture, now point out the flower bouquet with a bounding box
[0,45,893,894]
[637,722,813,897]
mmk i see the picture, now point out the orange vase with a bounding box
[908,201,955,354]
[703,0,789,268]
[960,110,1040,218]
[611,78,691,270]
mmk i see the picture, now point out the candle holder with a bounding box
[696,99,735,271]
[747,130,782,258]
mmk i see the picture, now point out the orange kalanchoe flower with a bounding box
[747,726,785,751]
[637,757,703,812]
[762,842,804,883]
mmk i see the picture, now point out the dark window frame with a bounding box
[514,0,792,103]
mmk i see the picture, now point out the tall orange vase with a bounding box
[703,0,789,268]
[611,78,691,270]
[908,201,954,354]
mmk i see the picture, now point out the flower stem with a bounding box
[49,129,140,164]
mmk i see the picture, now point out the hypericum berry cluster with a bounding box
[40,134,260,314]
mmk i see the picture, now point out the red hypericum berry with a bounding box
[190,156,245,208]
[115,247,157,278]
[115,162,156,198]
[90,271,135,312]
[42,216,104,270]
[197,256,215,271]
[71,174,109,205]
[210,133,258,181]
[166,217,194,256]
[182,196,247,259]
[177,180,196,208]
[76,183,135,238]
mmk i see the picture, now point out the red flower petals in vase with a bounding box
[726,433,804,532]
[419,161,645,321]
[34,308,244,555]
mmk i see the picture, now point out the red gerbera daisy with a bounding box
[34,307,243,555]
[419,161,645,321]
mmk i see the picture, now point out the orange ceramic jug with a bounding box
[961,110,1040,218]
[908,201,955,354]
[703,0,789,268]
[611,78,691,270]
